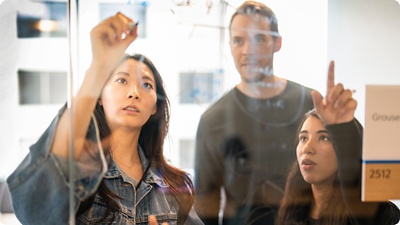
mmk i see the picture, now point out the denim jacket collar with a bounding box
[103,145,168,188]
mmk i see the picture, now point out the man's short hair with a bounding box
[229,1,279,35]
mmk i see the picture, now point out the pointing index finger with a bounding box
[326,60,335,97]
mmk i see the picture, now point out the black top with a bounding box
[282,120,400,225]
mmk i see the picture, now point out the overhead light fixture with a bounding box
[35,20,58,32]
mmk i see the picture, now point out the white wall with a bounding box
[328,0,400,124]
[328,0,400,209]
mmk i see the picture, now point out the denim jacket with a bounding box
[7,108,203,225]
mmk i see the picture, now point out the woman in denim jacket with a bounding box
[7,13,203,225]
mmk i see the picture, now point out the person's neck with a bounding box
[311,183,334,219]
[236,75,287,99]
[110,128,140,163]
[110,129,144,180]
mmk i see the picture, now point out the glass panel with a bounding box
[18,70,67,105]
[1,0,400,224]
[179,70,223,104]
[18,70,41,104]
[99,2,147,38]
[16,1,67,38]
[179,139,195,170]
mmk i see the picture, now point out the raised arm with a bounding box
[51,13,137,159]
[7,13,138,225]
[312,60,360,190]
[315,61,400,224]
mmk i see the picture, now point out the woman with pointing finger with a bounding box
[276,61,400,225]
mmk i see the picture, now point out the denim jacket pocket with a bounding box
[135,212,178,225]
[77,195,134,225]
[78,197,178,225]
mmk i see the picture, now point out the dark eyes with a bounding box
[116,78,127,84]
[115,78,154,89]
[320,136,330,141]
[232,36,268,46]
[142,82,153,89]
[232,38,243,46]
[299,136,307,142]
[298,135,330,142]
[255,35,267,43]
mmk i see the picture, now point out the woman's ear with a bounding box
[151,106,157,115]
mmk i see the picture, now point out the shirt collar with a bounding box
[104,145,168,188]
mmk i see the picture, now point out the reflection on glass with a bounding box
[99,2,148,38]
[0,181,13,214]
[18,70,67,105]
[16,1,67,38]
[2,0,400,224]
[179,70,223,104]
[179,139,195,170]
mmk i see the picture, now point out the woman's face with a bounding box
[296,116,338,187]
[100,58,157,131]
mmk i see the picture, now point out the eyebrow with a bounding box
[299,130,328,135]
[116,71,130,76]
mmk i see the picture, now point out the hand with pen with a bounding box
[89,12,138,86]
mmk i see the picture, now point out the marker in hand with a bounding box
[116,12,138,38]
[128,21,139,31]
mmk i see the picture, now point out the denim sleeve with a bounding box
[6,105,107,225]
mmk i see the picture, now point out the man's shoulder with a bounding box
[287,80,313,93]
[285,80,314,104]
[201,89,235,120]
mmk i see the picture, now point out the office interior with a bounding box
[0,0,400,224]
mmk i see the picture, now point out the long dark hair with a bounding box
[77,54,194,225]
[275,110,348,225]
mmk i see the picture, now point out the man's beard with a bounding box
[243,66,274,83]
[243,73,265,83]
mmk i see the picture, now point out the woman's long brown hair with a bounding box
[275,110,347,225]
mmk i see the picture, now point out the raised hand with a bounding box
[89,12,138,84]
[311,61,357,125]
